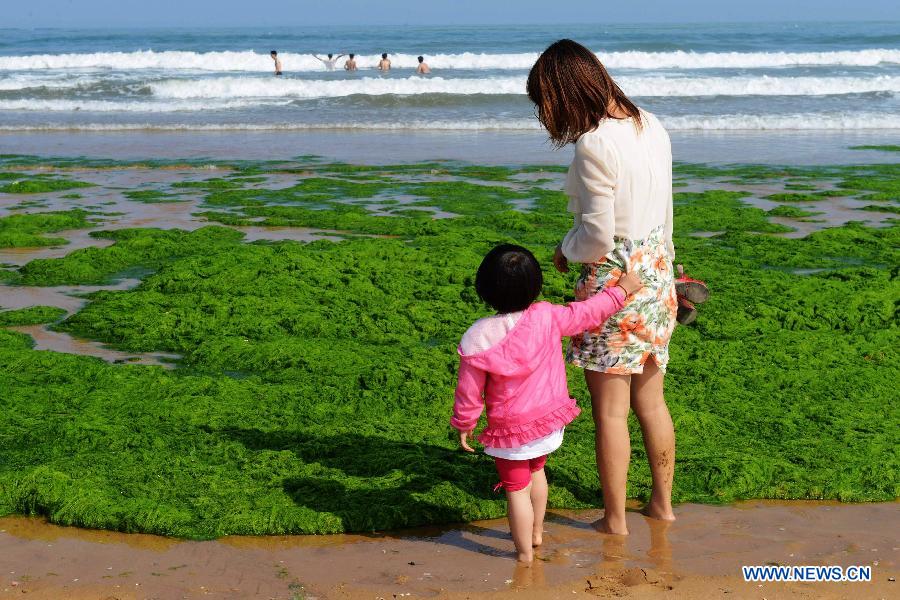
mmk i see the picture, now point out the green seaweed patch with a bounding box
[15,226,246,286]
[124,190,186,203]
[0,160,898,538]
[60,193,84,199]
[0,306,67,326]
[783,183,817,191]
[0,210,93,248]
[850,145,900,152]
[838,175,900,202]
[0,177,95,194]
[768,206,821,218]
[857,204,900,215]
[765,193,824,203]
[674,190,793,234]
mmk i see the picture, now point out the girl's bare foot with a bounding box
[532,529,543,547]
[594,515,629,535]
[642,500,676,522]
[517,550,534,563]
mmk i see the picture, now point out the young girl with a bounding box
[451,243,641,562]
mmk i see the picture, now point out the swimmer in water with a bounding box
[313,53,345,71]
[416,55,431,74]
[344,53,358,71]
[270,50,282,76]
[377,53,391,71]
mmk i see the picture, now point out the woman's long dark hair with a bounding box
[527,39,641,147]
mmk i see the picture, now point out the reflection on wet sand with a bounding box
[0,501,895,599]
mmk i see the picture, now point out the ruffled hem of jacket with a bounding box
[477,403,581,449]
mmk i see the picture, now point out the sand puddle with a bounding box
[8,324,180,367]
[0,278,180,368]
[0,501,896,599]
[680,178,896,237]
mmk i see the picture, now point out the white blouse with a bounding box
[560,110,675,264]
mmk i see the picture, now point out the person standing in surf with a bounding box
[270,50,282,76]
[527,39,678,535]
[313,53,345,71]
[344,53,358,71]
[377,53,391,71]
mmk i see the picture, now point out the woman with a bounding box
[527,39,677,535]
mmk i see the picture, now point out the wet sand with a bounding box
[1,501,896,599]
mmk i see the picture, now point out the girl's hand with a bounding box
[553,244,569,273]
[459,429,476,452]
[616,271,643,296]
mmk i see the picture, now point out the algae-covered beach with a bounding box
[1,155,897,541]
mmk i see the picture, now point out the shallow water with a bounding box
[0,501,895,599]
[9,324,181,368]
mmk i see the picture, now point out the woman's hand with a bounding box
[553,244,569,273]
[616,271,643,296]
[459,429,476,452]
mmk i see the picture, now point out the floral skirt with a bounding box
[566,225,677,374]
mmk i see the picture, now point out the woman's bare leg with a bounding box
[586,369,632,535]
[530,468,548,547]
[630,358,676,521]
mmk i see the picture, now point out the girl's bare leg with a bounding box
[586,369,632,535]
[630,358,676,521]
[530,468,548,547]
[506,484,535,562]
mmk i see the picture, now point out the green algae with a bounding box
[850,145,900,152]
[15,227,245,286]
[0,306,67,326]
[765,193,824,203]
[0,177,94,194]
[0,210,93,248]
[768,206,821,218]
[123,190,185,203]
[857,204,900,215]
[674,191,792,234]
[0,159,898,538]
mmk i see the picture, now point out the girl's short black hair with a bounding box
[475,244,543,313]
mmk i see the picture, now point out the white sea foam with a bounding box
[0,98,287,112]
[146,75,900,100]
[2,113,897,131]
[2,48,899,72]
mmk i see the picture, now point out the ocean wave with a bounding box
[1,48,899,72]
[2,113,898,131]
[146,75,900,100]
[0,98,288,112]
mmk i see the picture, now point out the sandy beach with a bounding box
[2,501,897,599]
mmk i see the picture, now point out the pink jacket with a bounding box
[451,287,626,448]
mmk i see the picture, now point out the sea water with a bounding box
[0,22,898,162]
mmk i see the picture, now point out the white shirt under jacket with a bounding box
[560,110,675,264]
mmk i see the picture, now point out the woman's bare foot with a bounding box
[594,515,629,535]
[517,550,534,563]
[642,500,676,522]
[532,529,543,548]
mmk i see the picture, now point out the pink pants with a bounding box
[493,455,548,492]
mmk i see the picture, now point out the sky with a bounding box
[4,0,898,28]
